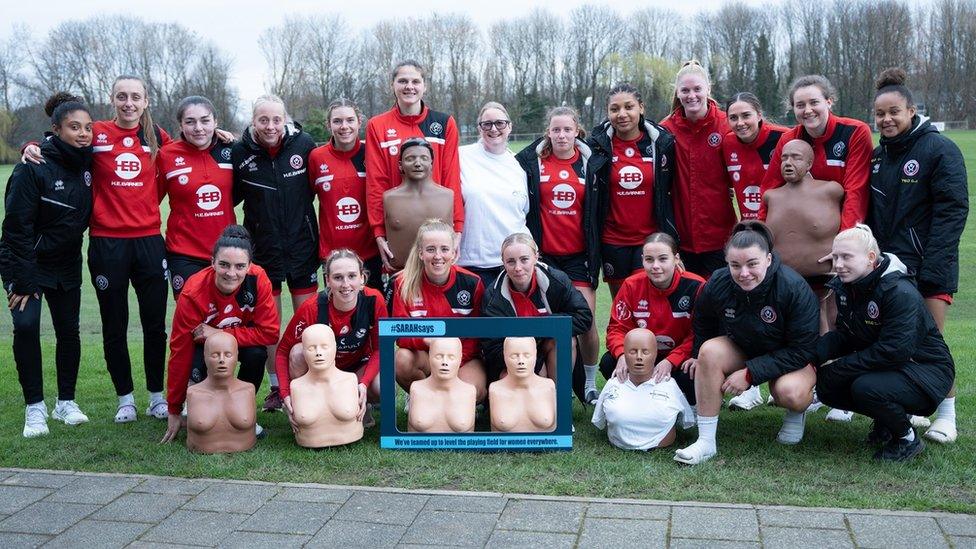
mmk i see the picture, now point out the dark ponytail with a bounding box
[725,220,774,255]
[45,92,90,127]
[212,225,253,261]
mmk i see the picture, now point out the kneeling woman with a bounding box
[675,221,819,465]
[602,233,705,404]
[391,219,487,402]
[162,226,280,442]
[275,249,387,423]
[815,225,954,461]
[1,93,93,437]
[481,233,592,388]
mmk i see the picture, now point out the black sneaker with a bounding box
[873,432,925,462]
[866,421,892,446]
[262,387,283,412]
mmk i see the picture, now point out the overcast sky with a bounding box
[2,0,770,100]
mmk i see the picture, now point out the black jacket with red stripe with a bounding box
[231,124,318,282]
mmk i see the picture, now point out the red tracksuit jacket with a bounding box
[166,264,280,414]
[274,287,387,398]
[308,140,379,261]
[759,113,872,229]
[90,120,172,238]
[157,139,236,260]
[391,265,483,363]
[606,269,705,367]
[364,103,464,238]
[721,122,789,220]
[660,101,736,253]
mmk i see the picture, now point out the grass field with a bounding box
[0,133,974,512]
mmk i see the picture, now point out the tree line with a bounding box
[1,0,974,162]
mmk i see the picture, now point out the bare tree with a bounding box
[564,4,622,127]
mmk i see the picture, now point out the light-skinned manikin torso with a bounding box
[489,337,556,433]
[290,324,365,448]
[384,144,454,271]
[186,332,257,454]
[763,139,844,277]
[407,337,476,433]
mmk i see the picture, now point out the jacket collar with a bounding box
[831,253,908,294]
[499,264,552,313]
[391,102,430,126]
[42,135,92,172]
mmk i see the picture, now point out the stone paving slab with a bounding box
[670,506,760,542]
[577,516,669,548]
[847,513,950,549]
[43,519,150,548]
[0,468,972,548]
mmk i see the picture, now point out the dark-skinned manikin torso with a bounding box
[407,337,476,433]
[384,143,454,271]
[290,324,365,448]
[186,332,257,454]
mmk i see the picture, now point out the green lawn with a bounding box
[0,132,974,512]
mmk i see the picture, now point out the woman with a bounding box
[458,101,530,287]
[365,60,463,269]
[308,99,382,291]
[674,221,819,465]
[760,74,872,230]
[867,68,968,443]
[601,233,705,405]
[481,233,593,392]
[719,92,789,412]
[815,225,954,461]
[231,94,318,412]
[660,61,736,277]
[275,249,387,427]
[157,95,235,296]
[589,83,677,297]
[162,225,280,442]
[390,219,486,402]
[1,93,93,437]
[515,106,601,403]
[721,92,788,221]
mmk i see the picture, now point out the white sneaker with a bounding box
[728,385,763,411]
[910,415,932,429]
[674,440,717,465]
[23,404,49,438]
[146,398,168,420]
[825,408,854,423]
[924,418,957,444]
[255,423,266,439]
[52,400,89,425]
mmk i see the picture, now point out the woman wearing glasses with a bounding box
[457,101,530,287]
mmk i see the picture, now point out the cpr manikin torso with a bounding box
[489,337,556,432]
[763,139,844,277]
[186,332,257,454]
[407,337,476,433]
[383,144,454,271]
[290,324,364,448]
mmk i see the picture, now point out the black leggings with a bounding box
[599,351,696,405]
[190,345,266,391]
[10,285,81,405]
[817,367,936,437]
[89,235,168,396]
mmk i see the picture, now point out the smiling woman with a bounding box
[162,224,280,443]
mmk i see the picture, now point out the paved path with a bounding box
[0,468,973,548]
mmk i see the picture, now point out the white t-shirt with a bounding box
[592,377,694,451]
[458,142,530,269]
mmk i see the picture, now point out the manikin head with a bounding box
[302,324,337,373]
[204,332,239,381]
[503,337,537,380]
[780,139,814,184]
[428,338,463,382]
[623,329,657,381]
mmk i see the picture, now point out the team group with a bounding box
[0,57,967,463]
